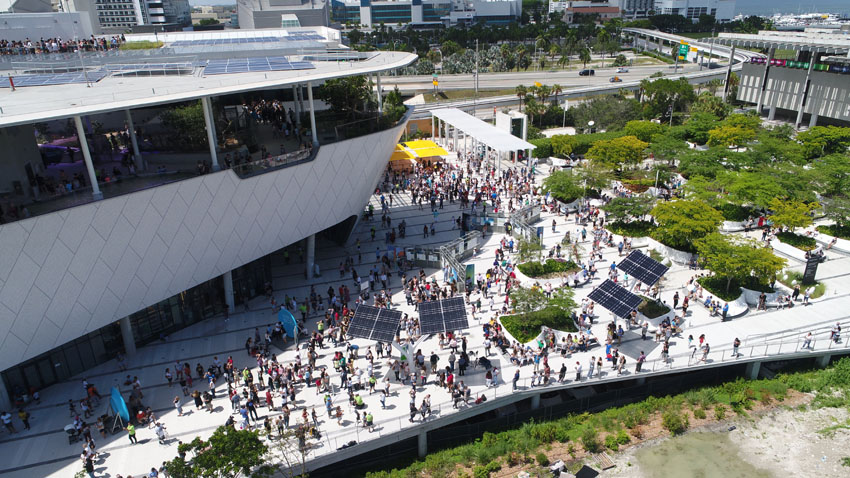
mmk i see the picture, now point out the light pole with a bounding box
[562,101,568,128]
[587,120,595,134]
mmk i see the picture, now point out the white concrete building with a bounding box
[236,0,330,29]
[0,27,415,410]
[654,0,736,23]
[717,29,850,126]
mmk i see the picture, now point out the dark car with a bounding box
[579,69,595,76]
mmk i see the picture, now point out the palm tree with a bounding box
[552,84,563,106]
[525,98,544,127]
[549,44,559,62]
[516,44,527,71]
[579,47,591,69]
[536,85,551,103]
[515,85,527,112]
[558,47,570,69]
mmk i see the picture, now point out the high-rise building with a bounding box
[67,0,191,32]
[236,0,330,29]
[330,0,521,28]
[653,0,736,23]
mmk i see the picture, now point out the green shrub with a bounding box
[638,297,670,319]
[717,202,757,222]
[604,434,619,451]
[517,259,579,278]
[817,224,850,240]
[536,452,550,466]
[501,307,578,343]
[120,40,163,50]
[581,427,602,453]
[693,408,707,419]
[615,429,631,445]
[776,231,817,251]
[661,410,689,435]
[714,405,726,420]
[697,275,742,302]
[607,220,656,238]
[554,427,570,443]
[530,138,552,158]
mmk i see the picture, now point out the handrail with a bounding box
[295,321,850,470]
[744,316,850,346]
[231,146,316,179]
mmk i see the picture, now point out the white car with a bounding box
[616,67,629,73]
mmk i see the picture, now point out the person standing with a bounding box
[173,396,183,416]
[673,292,679,310]
[1,411,16,433]
[85,455,96,478]
[733,338,741,358]
[636,351,646,372]
[512,369,520,391]
[18,409,30,430]
[575,361,582,381]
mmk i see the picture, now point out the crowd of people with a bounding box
[0,35,126,56]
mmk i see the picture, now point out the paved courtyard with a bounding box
[1,154,849,478]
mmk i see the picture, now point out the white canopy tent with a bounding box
[430,108,536,169]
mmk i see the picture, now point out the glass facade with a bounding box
[422,3,451,21]
[372,4,412,23]
[1,255,272,402]
[331,0,361,23]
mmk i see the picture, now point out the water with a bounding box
[635,432,774,478]
[736,0,850,16]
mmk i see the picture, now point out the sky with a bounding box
[187,0,850,15]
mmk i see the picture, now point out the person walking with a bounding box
[733,338,741,358]
[636,351,646,372]
[126,423,137,444]
[512,369,520,391]
[173,396,183,417]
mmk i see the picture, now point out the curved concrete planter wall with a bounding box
[647,237,696,265]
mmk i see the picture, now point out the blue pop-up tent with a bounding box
[278,308,298,345]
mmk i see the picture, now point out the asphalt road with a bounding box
[384,62,706,93]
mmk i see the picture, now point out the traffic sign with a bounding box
[678,44,689,56]
[690,47,698,52]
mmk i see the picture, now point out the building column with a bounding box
[0,375,11,412]
[307,82,318,146]
[201,96,220,171]
[73,115,103,201]
[768,105,777,121]
[125,109,144,171]
[745,361,761,380]
[431,116,435,140]
[722,45,736,102]
[530,392,541,409]
[292,85,300,127]
[297,84,305,125]
[809,101,819,128]
[417,430,428,457]
[815,355,831,368]
[795,58,817,128]
[223,270,235,313]
[453,126,458,152]
[120,316,136,356]
[376,73,383,114]
[306,234,316,279]
[755,48,775,115]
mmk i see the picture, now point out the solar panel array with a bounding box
[587,279,643,318]
[171,37,282,47]
[105,63,194,71]
[203,57,315,75]
[170,34,323,47]
[419,297,469,335]
[0,70,108,88]
[616,250,669,286]
[348,305,403,343]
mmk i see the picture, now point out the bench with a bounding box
[771,241,808,262]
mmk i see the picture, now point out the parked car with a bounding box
[616,67,629,73]
[579,69,595,76]
[609,76,622,83]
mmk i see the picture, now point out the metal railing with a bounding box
[292,326,850,470]
[231,146,316,179]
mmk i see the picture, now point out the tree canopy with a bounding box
[543,170,584,203]
[650,200,723,250]
[585,135,648,168]
[768,198,817,230]
[603,195,655,223]
[623,120,665,142]
[796,126,850,159]
[639,77,697,121]
[163,427,273,478]
[696,233,786,293]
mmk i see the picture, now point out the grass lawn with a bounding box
[777,271,826,299]
[776,232,817,251]
[697,275,742,302]
[422,88,516,103]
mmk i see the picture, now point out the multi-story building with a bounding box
[653,0,736,23]
[236,0,330,29]
[331,0,520,28]
[618,0,653,18]
[67,0,190,32]
[560,0,620,24]
[0,27,415,412]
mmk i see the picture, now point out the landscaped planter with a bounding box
[741,287,781,307]
[646,237,696,265]
[814,232,850,255]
